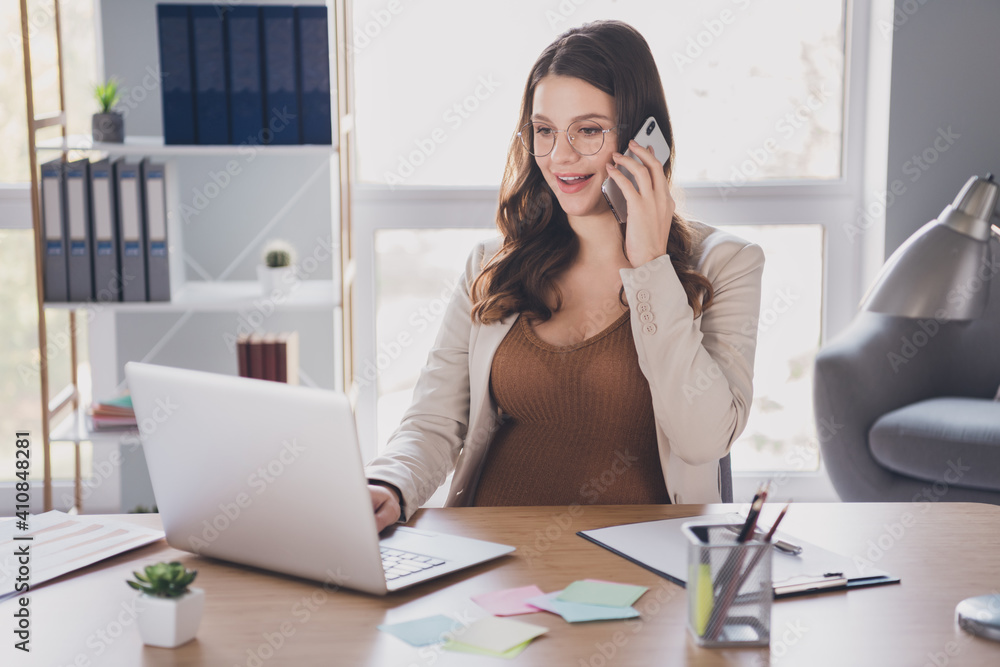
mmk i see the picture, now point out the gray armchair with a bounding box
[813,266,1000,503]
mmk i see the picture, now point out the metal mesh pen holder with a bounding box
[683,522,773,648]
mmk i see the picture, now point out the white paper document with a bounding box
[0,511,165,602]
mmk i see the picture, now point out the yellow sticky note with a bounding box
[443,638,532,659]
[450,616,548,654]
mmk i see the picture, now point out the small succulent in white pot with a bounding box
[127,561,204,648]
[257,239,299,297]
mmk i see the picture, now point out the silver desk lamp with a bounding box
[861,173,1000,319]
[859,173,1000,641]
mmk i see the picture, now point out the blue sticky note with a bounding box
[378,614,460,647]
[527,592,641,623]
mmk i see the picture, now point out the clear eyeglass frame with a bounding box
[516,120,619,157]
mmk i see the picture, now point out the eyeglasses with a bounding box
[517,120,618,157]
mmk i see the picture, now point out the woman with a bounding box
[366,20,764,531]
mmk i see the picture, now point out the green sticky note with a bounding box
[557,580,648,607]
[443,638,532,659]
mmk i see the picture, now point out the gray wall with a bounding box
[884,0,1000,256]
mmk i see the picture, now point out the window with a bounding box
[1,0,98,491]
[353,0,845,186]
[355,1,873,504]
[355,1,854,489]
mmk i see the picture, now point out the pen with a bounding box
[733,502,791,581]
[737,488,767,543]
[713,488,766,597]
[705,489,768,639]
[763,502,790,542]
[712,502,792,637]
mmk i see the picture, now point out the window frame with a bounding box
[0,184,32,229]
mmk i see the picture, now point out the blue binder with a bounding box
[296,6,332,145]
[156,5,197,145]
[192,6,230,144]
[141,159,171,302]
[116,161,148,302]
[261,6,301,145]
[40,158,69,302]
[64,158,95,302]
[226,5,264,145]
[90,158,121,302]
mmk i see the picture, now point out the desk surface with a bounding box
[4,503,1000,666]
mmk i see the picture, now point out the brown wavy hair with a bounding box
[471,20,714,324]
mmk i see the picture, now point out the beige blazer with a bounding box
[366,220,765,521]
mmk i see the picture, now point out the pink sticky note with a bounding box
[471,585,547,616]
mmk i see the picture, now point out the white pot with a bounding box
[257,265,297,297]
[136,587,205,648]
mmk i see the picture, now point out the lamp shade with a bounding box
[861,175,999,320]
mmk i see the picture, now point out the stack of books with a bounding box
[88,395,138,431]
[237,332,299,383]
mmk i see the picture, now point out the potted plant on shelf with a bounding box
[258,239,298,297]
[92,77,124,143]
[127,561,204,648]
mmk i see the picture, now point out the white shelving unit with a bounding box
[25,0,355,513]
[43,279,339,313]
[38,134,339,157]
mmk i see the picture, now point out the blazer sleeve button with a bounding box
[636,289,651,303]
[643,323,657,335]
[637,302,651,313]
[640,311,654,323]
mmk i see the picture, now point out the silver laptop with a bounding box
[125,362,514,595]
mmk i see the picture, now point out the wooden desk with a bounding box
[5,503,1000,666]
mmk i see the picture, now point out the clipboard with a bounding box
[577,513,900,599]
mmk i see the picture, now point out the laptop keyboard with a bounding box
[381,547,447,581]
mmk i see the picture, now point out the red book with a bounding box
[248,333,265,380]
[262,333,278,382]
[236,334,251,378]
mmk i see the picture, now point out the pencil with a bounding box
[711,502,792,640]
[704,491,768,639]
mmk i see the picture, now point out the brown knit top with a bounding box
[472,309,671,506]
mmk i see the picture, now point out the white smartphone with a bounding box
[601,116,671,224]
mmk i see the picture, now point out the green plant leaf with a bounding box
[93,77,121,113]
[127,560,197,598]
